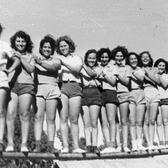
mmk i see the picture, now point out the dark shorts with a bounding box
[160,98,168,105]
[61,81,82,98]
[102,89,119,106]
[11,83,35,96]
[82,87,102,106]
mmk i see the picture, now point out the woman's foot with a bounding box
[61,147,69,153]
[21,144,29,152]
[72,148,86,153]
[92,146,100,153]
[86,145,92,153]
[5,144,14,152]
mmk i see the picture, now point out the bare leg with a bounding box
[90,105,100,146]
[82,106,91,146]
[34,97,45,141]
[106,103,117,146]
[60,94,69,149]
[0,89,8,144]
[19,94,33,145]
[6,93,18,146]
[149,102,159,146]
[46,99,58,141]
[119,102,129,148]
[69,96,81,149]
[99,106,110,146]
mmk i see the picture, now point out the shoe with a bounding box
[100,147,116,154]
[115,146,122,153]
[123,147,131,153]
[33,144,41,153]
[86,145,92,153]
[61,147,69,153]
[131,140,138,152]
[0,143,3,152]
[5,145,14,152]
[21,145,29,152]
[158,145,165,150]
[72,148,86,153]
[138,145,147,151]
[92,146,100,153]
[147,145,156,151]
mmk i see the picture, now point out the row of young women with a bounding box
[82,47,168,154]
[0,28,168,154]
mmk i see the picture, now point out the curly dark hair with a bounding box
[111,46,128,60]
[139,51,153,67]
[10,30,33,53]
[84,49,98,67]
[154,58,168,73]
[126,52,140,67]
[39,35,56,56]
[55,35,76,55]
[97,48,112,62]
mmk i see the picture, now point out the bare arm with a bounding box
[82,64,97,78]
[20,56,35,73]
[7,56,20,73]
[61,56,82,73]
[159,74,168,89]
[36,57,61,72]
[145,68,160,85]
[102,72,117,87]
[117,74,130,86]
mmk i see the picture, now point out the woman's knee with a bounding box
[20,110,30,121]
[163,119,168,126]
[7,110,16,120]
[69,116,78,125]
[0,108,6,118]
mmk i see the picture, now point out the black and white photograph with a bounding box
[0,0,168,167]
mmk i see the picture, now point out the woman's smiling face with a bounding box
[141,53,151,66]
[157,61,166,74]
[87,52,97,68]
[100,52,110,66]
[15,37,26,53]
[115,51,124,65]
[41,42,52,58]
[59,40,70,56]
[129,54,138,69]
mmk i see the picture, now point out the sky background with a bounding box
[0,0,168,60]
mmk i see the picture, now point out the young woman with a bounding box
[139,51,160,150]
[33,35,61,153]
[97,48,118,153]
[126,52,146,151]
[0,24,20,151]
[6,31,35,152]
[154,58,168,148]
[111,46,131,152]
[55,35,85,153]
[80,49,101,153]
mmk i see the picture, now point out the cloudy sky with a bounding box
[0,0,168,60]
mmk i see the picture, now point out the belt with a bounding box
[63,81,77,83]
[84,85,97,88]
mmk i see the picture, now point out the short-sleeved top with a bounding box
[115,64,132,93]
[96,63,117,90]
[15,53,35,84]
[130,67,145,90]
[59,54,82,83]
[158,73,168,99]
[35,55,59,85]
[80,66,101,87]
[0,41,13,85]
